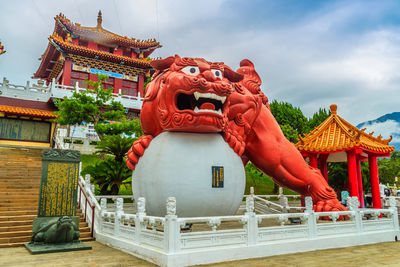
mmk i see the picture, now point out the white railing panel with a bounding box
[258,225,308,242]
[316,222,357,236]
[180,229,247,250]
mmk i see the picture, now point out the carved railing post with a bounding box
[100,198,107,232]
[245,195,257,245]
[305,197,317,238]
[135,197,146,243]
[389,196,399,232]
[114,198,124,236]
[164,197,179,253]
[278,187,289,213]
[348,196,361,232]
[84,174,91,192]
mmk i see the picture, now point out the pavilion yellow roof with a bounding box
[295,104,394,154]
[0,105,57,119]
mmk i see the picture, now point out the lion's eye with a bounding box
[181,66,200,76]
[211,69,223,79]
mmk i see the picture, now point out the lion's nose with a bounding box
[202,70,217,82]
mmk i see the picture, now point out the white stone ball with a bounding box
[132,132,246,217]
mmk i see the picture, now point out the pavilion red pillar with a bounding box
[368,155,381,209]
[138,75,144,97]
[309,155,318,169]
[318,154,329,182]
[346,150,359,198]
[356,157,365,208]
[61,59,72,86]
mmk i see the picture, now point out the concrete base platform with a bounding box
[24,241,92,254]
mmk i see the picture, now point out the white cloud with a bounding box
[361,120,400,143]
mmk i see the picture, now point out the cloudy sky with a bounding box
[1,0,400,125]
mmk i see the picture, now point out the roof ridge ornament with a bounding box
[97,10,102,28]
[330,104,337,115]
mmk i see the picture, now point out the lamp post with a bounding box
[395,176,398,190]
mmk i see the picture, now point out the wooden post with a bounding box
[318,154,329,183]
[347,150,359,198]
[356,157,365,208]
[368,155,381,209]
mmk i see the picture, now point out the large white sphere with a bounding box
[132,132,246,217]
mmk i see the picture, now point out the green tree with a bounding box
[269,100,309,143]
[55,74,125,139]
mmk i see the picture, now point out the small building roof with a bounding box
[295,104,394,155]
[0,104,57,119]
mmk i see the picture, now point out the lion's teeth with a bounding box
[194,92,200,100]
[217,109,222,115]
[194,106,199,113]
[221,96,226,104]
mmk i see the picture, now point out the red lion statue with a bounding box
[127,55,346,213]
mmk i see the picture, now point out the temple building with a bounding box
[0,11,160,148]
[33,11,161,98]
[296,104,394,209]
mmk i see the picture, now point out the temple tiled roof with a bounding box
[295,104,394,154]
[55,12,161,50]
[0,104,57,119]
[69,54,148,75]
[49,33,153,68]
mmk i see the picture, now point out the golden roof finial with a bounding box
[97,10,102,28]
[330,104,337,115]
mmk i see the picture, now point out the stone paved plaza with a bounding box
[1,241,400,266]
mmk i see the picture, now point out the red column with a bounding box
[114,78,123,93]
[318,154,329,182]
[309,155,318,168]
[356,157,365,208]
[369,155,381,209]
[88,41,97,50]
[114,46,123,56]
[61,59,72,86]
[138,75,144,97]
[347,150,359,198]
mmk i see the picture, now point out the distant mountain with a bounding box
[356,112,400,151]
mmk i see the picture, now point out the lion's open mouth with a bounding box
[176,92,226,115]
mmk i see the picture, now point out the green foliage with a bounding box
[269,101,331,143]
[327,162,370,191]
[308,108,331,130]
[244,162,297,195]
[55,74,125,138]
[270,101,309,142]
[95,135,135,162]
[95,118,143,137]
[378,151,400,185]
[82,157,132,195]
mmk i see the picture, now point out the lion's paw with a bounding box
[313,199,348,221]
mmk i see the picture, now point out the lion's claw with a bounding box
[126,135,153,170]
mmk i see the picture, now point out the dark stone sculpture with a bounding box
[31,216,80,244]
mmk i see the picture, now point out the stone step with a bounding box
[0,202,39,208]
[0,215,36,222]
[0,210,37,216]
[0,230,31,238]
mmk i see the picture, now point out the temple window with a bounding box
[70,71,89,88]
[121,80,138,96]
[103,77,114,89]
[123,49,131,57]
[78,40,88,47]
[98,44,113,53]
